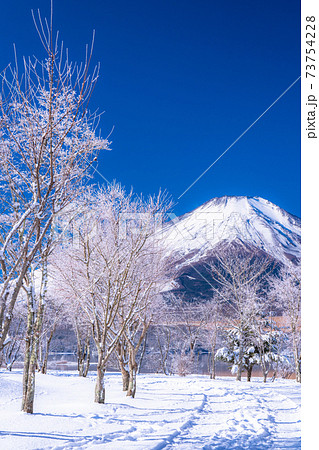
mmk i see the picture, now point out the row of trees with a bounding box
[211,246,301,383]
[0,10,153,413]
[51,185,171,401]
[1,180,172,411]
[0,210,301,413]
[0,8,301,416]
[140,253,300,383]
[46,245,302,386]
[0,8,172,411]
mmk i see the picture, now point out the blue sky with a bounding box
[0,0,301,217]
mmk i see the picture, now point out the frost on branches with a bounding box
[211,244,300,383]
[52,183,171,403]
[215,326,286,381]
[210,243,274,381]
[0,10,109,413]
[269,263,301,382]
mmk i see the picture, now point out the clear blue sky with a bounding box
[0,0,301,217]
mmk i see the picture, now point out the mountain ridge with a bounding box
[162,195,300,301]
[164,195,300,263]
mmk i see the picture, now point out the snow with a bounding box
[162,196,301,264]
[0,370,301,449]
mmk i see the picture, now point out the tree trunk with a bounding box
[256,330,269,383]
[78,338,90,377]
[40,325,56,374]
[116,340,130,390]
[41,355,48,375]
[118,344,129,391]
[260,358,268,383]
[211,357,216,380]
[127,365,137,398]
[137,334,147,374]
[236,334,243,381]
[271,366,277,382]
[22,305,45,413]
[22,333,32,410]
[208,352,212,379]
[83,340,90,377]
[271,352,281,382]
[23,341,38,413]
[247,364,253,382]
[37,343,42,372]
[127,348,137,398]
[95,362,105,403]
[75,321,91,377]
[294,351,301,383]
[210,343,216,380]
[157,333,170,375]
[292,331,301,383]
[4,327,22,371]
[78,358,84,376]
[22,258,48,413]
[121,365,130,391]
[22,285,35,412]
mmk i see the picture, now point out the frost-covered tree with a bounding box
[199,299,220,379]
[0,9,109,413]
[151,324,177,375]
[2,301,25,371]
[123,295,167,398]
[115,337,130,391]
[72,310,92,378]
[173,351,194,377]
[216,326,258,381]
[216,325,286,382]
[50,262,93,378]
[168,296,209,374]
[210,243,273,381]
[146,300,181,376]
[269,263,301,382]
[36,288,67,375]
[21,256,49,412]
[251,315,287,382]
[151,296,218,377]
[20,251,69,412]
[53,184,171,403]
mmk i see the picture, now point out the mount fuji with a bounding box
[162,196,301,301]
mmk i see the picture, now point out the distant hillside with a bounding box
[162,196,300,302]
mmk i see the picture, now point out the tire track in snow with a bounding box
[0,373,300,449]
[159,380,300,449]
[51,426,138,449]
[151,393,208,450]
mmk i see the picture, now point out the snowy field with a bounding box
[0,370,301,449]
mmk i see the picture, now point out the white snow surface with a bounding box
[162,196,300,264]
[0,370,301,449]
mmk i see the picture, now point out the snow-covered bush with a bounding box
[173,352,194,377]
[215,327,258,381]
[216,326,286,381]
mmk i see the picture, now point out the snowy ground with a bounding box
[0,370,301,449]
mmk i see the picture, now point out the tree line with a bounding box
[0,9,301,415]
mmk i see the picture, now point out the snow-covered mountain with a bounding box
[162,196,300,301]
